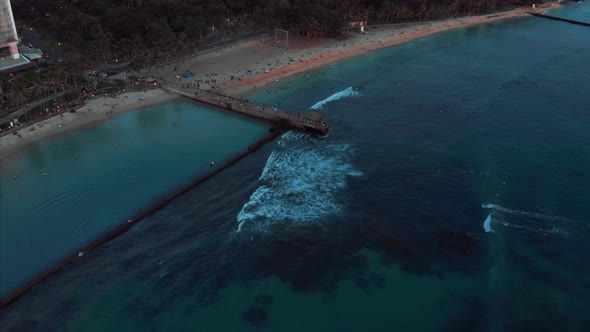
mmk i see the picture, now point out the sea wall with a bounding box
[528,12,590,27]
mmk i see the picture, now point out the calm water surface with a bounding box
[1,3,589,331]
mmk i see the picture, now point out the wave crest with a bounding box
[310,87,360,110]
[481,203,572,237]
[483,213,493,233]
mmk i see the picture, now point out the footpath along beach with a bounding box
[0,2,560,158]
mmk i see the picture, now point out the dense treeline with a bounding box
[12,0,538,63]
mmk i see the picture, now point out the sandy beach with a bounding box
[0,2,560,159]
[0,89,178,159]
[151,3,560,97]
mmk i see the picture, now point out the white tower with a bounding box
[0,0,19,59]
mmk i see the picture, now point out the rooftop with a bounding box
[0,54,33,74]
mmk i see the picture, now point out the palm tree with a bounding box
[11,81,30,121]
[31,82,46,100]
[61,64,82,91]
[35,81,52,114]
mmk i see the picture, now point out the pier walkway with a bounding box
[163,87,329,135]
[528,12,590,27]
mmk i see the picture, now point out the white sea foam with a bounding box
[482,203,571,237]
[238,87,364,232]
[309,87,360,110]
[483,213,493,233]
[500,222,568,236]
[237,132,362,233]
[481,203,569,222]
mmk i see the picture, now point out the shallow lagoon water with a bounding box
[1,3,590,331]
[0,101,269,297]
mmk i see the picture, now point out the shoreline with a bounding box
[221,4,562,97]
[0,3,561,159]
[0,89,179,162]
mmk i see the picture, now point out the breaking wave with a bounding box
[310,86,360,110]
[483,213,493,233]
[237,131,362,233]
[500,222,568,236]
[481,204,573,237]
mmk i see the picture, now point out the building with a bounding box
[1,0,18,58]
[1,0,33,75]
[348,19,368,34]
[348,19,368,28]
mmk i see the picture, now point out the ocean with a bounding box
[1,3,589,331]
[0,102,270,298]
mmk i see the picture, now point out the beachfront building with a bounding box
[1,0,18,59]
[0,0,32,75]
[348,18,368,34]
[348,19,368,28]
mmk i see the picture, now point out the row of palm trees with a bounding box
[367,0,536,24]
[3,18,201,122]
[2,62,91,122]
[249,0,537,37]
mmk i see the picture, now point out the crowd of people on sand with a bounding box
[152,16,522,96]
[170,44,345,93]
[1,85,153,136]
[2,87,154,145]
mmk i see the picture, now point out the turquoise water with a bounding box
[0,101,270,297]
[550,1,590,21]
[1,3,590,331]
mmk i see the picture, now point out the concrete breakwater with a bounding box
[0,129,282,309]
[528,12,590,27]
